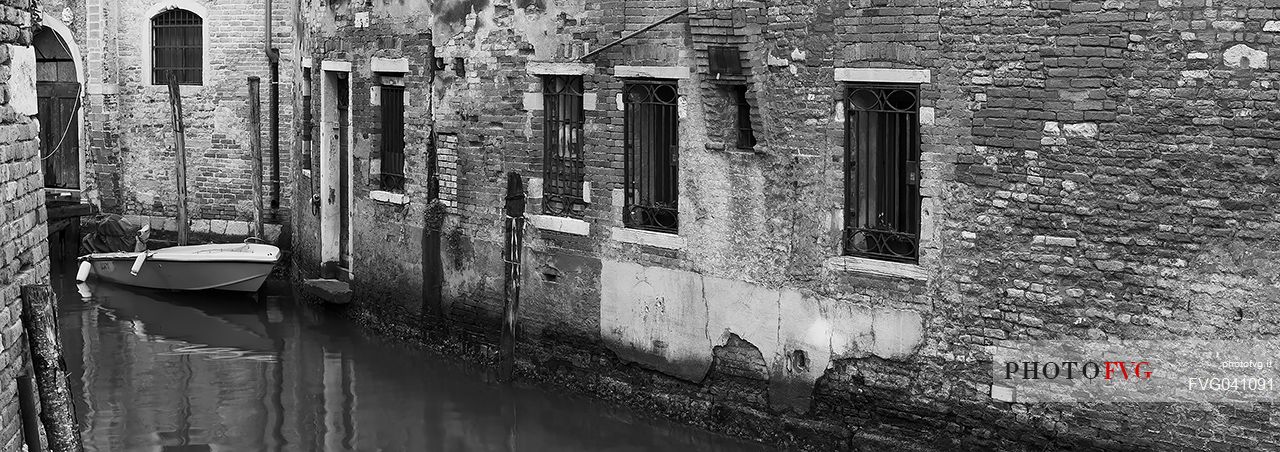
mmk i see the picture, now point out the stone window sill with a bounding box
[610,227,686,250]
[824,255,928,281]
[529,214,590,236]
[370,190,408,205]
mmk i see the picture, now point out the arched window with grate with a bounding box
[151,8,203,85]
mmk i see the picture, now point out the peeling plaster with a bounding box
[600,260,925,413]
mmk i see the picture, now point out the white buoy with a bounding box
[75,261,91,282]
[130,253,148,276]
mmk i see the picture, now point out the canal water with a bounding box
[50,272,771,451]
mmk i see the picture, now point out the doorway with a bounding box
[34,26,81,190]
[320,64,353,279]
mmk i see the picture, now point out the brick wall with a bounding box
[0,2,51,450]
[293,0,1280,450]
[80,0,296,224]
[291,0,440,322]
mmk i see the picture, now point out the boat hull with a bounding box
[87,258,275,292]
[81,243,281,292]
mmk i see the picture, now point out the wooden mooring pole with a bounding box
[17,373,43,452]
[249,77,265,239]
[498,172,526,382]
[167,76,190,246]
[21,285,84,452]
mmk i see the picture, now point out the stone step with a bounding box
[302,278,351,305]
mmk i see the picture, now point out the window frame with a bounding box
[622,79,680,234]
[731,84,756,150]
[149,8,203,86]
[301,64,313,172]
[541,74,586,217]
[379,83,406,191]
[842,82,922,263]
[144,3,208,86]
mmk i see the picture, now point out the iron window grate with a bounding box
[542,75,586,217]
[151,9,202,85]
[623,80,680,234]
[380,85,406,191]
[843,83,921,263]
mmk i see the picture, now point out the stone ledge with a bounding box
[834,67,931,84]
[529,214,590,236]
[371,56,409,73]
[526,62,595,75]
[610,227,685,250]
[823,255,928,281]
[123,214,283,241]
[614,65,691,79]
[370,190,409,205]
[303,279,351,305]
[321,60,352,72]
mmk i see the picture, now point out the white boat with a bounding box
[76,243,281,292]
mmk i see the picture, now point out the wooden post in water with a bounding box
[16,373,43,452]
[248,77,265,239]
[167,76,190,245]
[21,285,84,452]
[498,172,526,382]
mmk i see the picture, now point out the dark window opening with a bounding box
[542,75,585,217]
[380,84,406,191]
[151,9,202,85]
[427,131,440,201]
[732,85,756,150]
[843,83,921,263]
[623,80,679,234]
[301,67,313,171]
[708,46,743,77]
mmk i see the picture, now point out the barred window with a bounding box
[380,84,405,191]
[301,66,313,171]
[623,80,679,233]
[542,75,585,216]
[844,83,921,263]
[151,9,202,85]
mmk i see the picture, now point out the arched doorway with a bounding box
[34,25,81,189]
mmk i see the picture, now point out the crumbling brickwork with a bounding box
[0,3,51,450]
[73,0,296,225]
[293,0,1280,450]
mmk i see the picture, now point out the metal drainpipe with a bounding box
[266,0,281,211]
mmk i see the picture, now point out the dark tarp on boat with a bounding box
[81,214,148,253]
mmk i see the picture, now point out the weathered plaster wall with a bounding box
[0,7,52,450]
[293,0,438,324]
[600,260,923,413]
[292,0,1280,450]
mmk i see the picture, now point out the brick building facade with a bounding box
[33,0,296,236]
[1,2,51,450]
[292,0,1280,449]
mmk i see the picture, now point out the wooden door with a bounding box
[35,28,79,189]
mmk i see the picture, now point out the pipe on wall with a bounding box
[266,0,281,211]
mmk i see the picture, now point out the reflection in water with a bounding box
[53,278,771,452]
